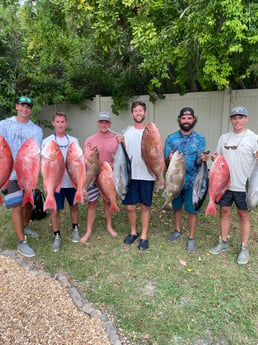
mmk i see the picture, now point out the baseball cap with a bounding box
[17,96,33,108]
[179,107,194,117]
[230,106,248,117]
[98,111,111,122]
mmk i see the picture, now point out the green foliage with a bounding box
[0,0,257,117]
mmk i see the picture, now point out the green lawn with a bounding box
[0,191,257,345]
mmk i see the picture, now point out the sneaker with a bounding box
[138,239,149,251]
[24,225,39,238]
[167,230,183,242]
[17,239,36,257]
[186,238,196,252]
[52,234,62,252]
[124,233,139,244]
[71,227,80,243]
[237,245,249,265]
[209,239,229,255]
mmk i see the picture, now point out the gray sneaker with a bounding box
[209,239,229,255]
[52,234,62,252]
[237,245,249,265]
[186,238,196,252]
[167,230,183,242]
[24,225,39,238]
[71,227,80,243]
[17,239,36,257]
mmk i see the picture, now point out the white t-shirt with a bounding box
[42,134,80,188]
[216,129,258,191]
[124,126,155,181]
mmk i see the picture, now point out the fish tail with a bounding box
[110,202,119,213]
[205,201,217,218]
[22,192,34,207]
[43,195,57,211]
[73,191,84,205]
[156,178,165,192]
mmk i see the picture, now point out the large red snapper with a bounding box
[141,122,166,192]
[66,141,86,205]
[41,140,65,211]
[14,137,40,207]
[83,143,99,191]
[205,155,230,218]
[96,161,119,213]
[0,135,13,205]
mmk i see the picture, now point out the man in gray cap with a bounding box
[80,111,118,243]
[209,106,258,264]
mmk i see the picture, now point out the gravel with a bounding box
[0,250,124,345]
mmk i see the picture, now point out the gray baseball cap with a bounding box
[98,111,111,122]
[230,106,248,117]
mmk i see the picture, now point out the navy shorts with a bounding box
[54,188,76,210]
[122,179,154,207]
[172,187,200,214]
[2,180,23,208]
[217,190,247,210]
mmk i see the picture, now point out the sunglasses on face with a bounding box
[224,145,238,150]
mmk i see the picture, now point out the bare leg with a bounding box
[140,204,150,240]
[220,206,232,241]
[12,205,25,241]
[238,209,250,246]
[51,209,60,232]
[188,212,197,238]
[23,203,33,227]
[127,204,137,235]
[70,204,79,224]
[80,201,97,243]
[104,200,117,237]
[174,208,183,232]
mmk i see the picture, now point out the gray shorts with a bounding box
[217,190,247,210]
[2,180,24,208]
[86,183,101,202]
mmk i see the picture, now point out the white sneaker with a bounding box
[52,234,62,252]
[71,226,80,243]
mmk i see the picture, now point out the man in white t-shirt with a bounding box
[42,112,81,252]
[209,106,258,264]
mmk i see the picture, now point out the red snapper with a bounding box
[0,135,13,204]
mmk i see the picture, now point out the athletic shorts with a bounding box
[122,179,154,207]
[217,190,247,210]
[54,187,76,210]
[86,183,101,202]
[2,180,23,209]
[172,187,200,214]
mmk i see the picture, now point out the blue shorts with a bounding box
[54,188,76,210]
[2,180,24,208]
[122,179,154,207]
[172,187,200,214]
[217,190,247,210]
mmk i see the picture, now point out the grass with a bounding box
[0,191,257,345]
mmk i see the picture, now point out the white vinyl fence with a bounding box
[40,88,258,163]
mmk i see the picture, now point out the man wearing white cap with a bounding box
[209,106,258,264]
[80,111,118,243]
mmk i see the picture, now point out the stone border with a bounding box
[0,249,122,345]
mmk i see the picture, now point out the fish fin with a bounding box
[1,177,11,190]
[43,195,57,211]
[205,202,217,218]
[55,182,62,193]
[22,192,34,207]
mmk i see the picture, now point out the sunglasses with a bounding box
[18,96,33,106]
[224,145,237,150]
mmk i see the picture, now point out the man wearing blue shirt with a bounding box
[164,107,209,252]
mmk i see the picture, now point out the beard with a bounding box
[179,122,194,132]
[133,116,145,124]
